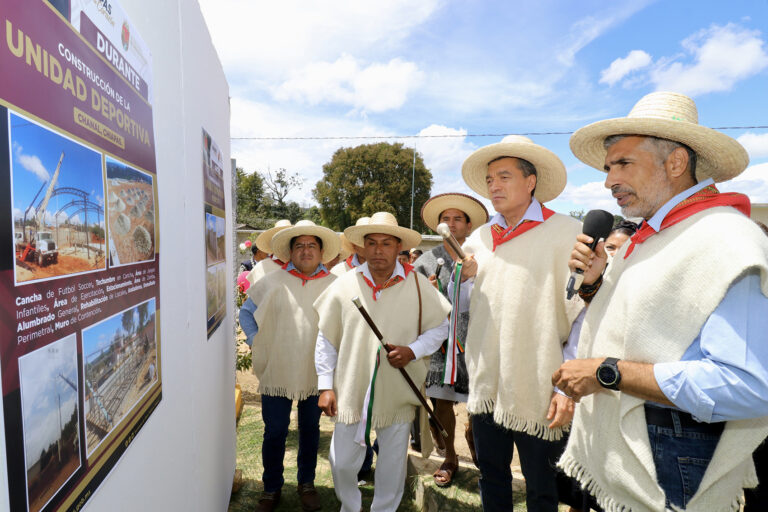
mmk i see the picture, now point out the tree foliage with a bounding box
[313,142,433,232]
[235,166,319,227]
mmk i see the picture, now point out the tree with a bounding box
[263,168,303,220]
[121,309,134,336]
[235,167,265,226]
[137,302,149,330]
[313,142,433,232]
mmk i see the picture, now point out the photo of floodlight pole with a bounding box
[81,298,158,455]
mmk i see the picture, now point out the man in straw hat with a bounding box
[553,91,768,511]
[314,212,451,512]
[241,220,340,512]
[454,135,583,511]
[245,219,292,287]
[413,192,488,486]
[331,216,370,276]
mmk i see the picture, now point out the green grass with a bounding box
[229,403,419,511]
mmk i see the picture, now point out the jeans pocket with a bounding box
[677,456,712,508]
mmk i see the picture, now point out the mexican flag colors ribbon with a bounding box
[443,261,464,386]
[354,347,382,447]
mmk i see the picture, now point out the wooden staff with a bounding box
[351,296,448,438]
[436,223,467,259]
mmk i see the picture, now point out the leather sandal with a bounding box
[433,459,458,488]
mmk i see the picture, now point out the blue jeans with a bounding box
[261,394,322,492]
[472,413,566,512]
[646,405,724,509]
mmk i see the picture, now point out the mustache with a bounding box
[611,185,636,196]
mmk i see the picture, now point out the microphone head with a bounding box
[436,223,451,238]
[582,209,615,241]
[436,257,445,266]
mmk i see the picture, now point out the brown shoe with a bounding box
[254,490,281,512]
[297,482,321,511]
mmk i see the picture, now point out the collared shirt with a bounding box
[314,261,450,390]
[238,262,328,345]
[448,198,576,395]
[350,253,362,267]
[647,180,768,422]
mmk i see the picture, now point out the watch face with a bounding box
[598,365,618,386]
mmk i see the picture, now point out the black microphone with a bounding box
[566,209,615,299]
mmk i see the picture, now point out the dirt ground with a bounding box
[16,252,103,282]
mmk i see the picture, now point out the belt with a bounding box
[644,404,724,434]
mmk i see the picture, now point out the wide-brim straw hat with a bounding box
[338,216,370,258]
[271,220,341,265]
[255,219,292,253]
[462,135,567,203]
[570,91,749,182]
[420,193,489,233]
[344,212,422,250]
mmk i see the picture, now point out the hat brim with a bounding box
[338,234,356,260]
[570,118,749,182]
[255,225,291,253]
[461,141,566,203]
[345,224,422,251]
[271,225,341,264]
[420,193,489,233]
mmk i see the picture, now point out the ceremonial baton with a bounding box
[351,297,448,438]
[436,223,467,259]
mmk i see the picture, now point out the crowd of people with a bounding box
[237,91,768,512]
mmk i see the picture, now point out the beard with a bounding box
[614,172,675,219]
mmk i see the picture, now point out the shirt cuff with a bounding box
[317,373,334,391]
[409,341,426,360]
[653,362,716,423]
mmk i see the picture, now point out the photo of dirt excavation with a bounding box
[10,111,106,284]
[106,157,156,267]
[18,333,81,512]
[205,212,226,265]
[81,298,158,456]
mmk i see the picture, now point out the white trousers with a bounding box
[329,421,410,512]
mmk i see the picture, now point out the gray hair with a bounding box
[487,156,538,196]
[603,134,697,182]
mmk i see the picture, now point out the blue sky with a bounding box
[199,0,768,217]
[10,111,105,227]
[82,298,155,363]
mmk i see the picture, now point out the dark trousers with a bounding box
[645,405,723,510]
[261,394,322,492]
[744,437,768,511]
[472,413,566,512]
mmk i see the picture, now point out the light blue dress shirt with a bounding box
[237,262,328,347]
[648,179,768,422]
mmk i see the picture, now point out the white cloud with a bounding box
[599,50,652,86]
[274,54,423,113]
[558,180,619,214]
[651,23,768,96]
[15,144,49,182]
[738,133,768,160]
[719,162,768,203]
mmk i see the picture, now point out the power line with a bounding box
[231,125,768,141]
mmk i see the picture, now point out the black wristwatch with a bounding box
[596,357,621,390]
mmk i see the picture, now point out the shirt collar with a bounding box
[351,253,361,267]
[645,178,715,232]
[356,260,406,283]
[489,197,543,230]
[285,261,328,276]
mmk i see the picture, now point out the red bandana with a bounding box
[491,206,555,251]
[624,185,751,259]
[282,262,330,286]
[360,263,414,300]
[345,254,357,270]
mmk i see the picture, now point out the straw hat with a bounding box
[255,219,292,253]
[569,91,749,182]
[270,220,341,264]
[420,193,489,233]
[338,216,370,258]
[344,212,422,250]
[462,135,567,203]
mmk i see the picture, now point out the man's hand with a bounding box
[428,274,439,289]
[318,390,337,417]
[569,234,608,286]
[546,392,575,429]
[385,344,415,368]
[459,254,477,282]
[551,358,603,403]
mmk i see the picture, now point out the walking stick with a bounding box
[436,223,467,259]
[351,297,448,438]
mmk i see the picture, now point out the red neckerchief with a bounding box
[491,206,555,251]
[360,263,414,301]
[282,262,330,286]
[624,185,750,259]
[345,254,357,270]
[272,256,286,266]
